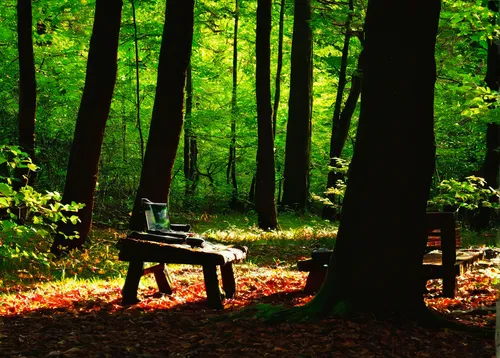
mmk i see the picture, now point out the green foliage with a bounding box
[428,175,500,213]
[0,145,83,271]
[0,0,496,225]
[311,158,349,209]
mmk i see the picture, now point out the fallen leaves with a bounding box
[0,253,497,357]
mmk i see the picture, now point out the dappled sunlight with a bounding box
[0,264,312,316]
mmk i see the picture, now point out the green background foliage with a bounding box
[0,0,497,225]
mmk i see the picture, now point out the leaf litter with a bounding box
[1,260,496,357]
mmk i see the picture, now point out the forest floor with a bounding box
[0,221,498,357]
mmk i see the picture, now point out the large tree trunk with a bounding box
[310,0,441,316]
[50,0,122,254]
[473,0,500,229]
[16,0,37,188]
[281,0,313,211]
[227,0,240,208]
[255,0,278,230]
[184,63,198,196]
[129,0,194,231]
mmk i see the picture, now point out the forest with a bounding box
[1,0,499,356]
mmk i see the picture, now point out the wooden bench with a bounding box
[117,199,247,309]
[117,235,247,309]
[298,212,483,297]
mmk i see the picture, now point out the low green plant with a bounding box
[0,145,83,272]
[311,157,349,210]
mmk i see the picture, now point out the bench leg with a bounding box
[203,265,224,309]
[304,267,327,293]
[220,263,236,298]
[153,264,173,294]
[122,260,144,305]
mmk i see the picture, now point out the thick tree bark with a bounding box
[255,0,278,230]
[16,0,37,188]
[281,0,313,211]
[184,63,198,196]
[50,0,122,254]
[227,0,240,208]
[129,0,194,231]
[473,0,500,229]
[310,0,441,316]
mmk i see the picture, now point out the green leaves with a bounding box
[0,145,84,271]
[428,175,500,212]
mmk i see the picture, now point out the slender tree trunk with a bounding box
[473,0,500,229]
[228,0,240,208]
[16,0,37,188]
[281,0,313,211]
[50,0,123,254]
[129,0,194,231]
[272,0,285,137]
[272,0,286,209]
[322,0,355,220]
[184,63,198,196]
[309,0,441,316]
[256,0,278,230]
[131,0,144,163]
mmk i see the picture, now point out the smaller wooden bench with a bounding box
[298,212,483,297]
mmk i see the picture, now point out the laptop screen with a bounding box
[143,201,171,231]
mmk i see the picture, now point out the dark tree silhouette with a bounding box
[255,0,278,230]
[272,0,286,138]
[227,0,240,208]
[299,0,441,317]
[129,0,194,231]
[281,0,313,211]
[16,0,37,188]
[322,0,360,220]
[184,63,198,196]
[50,0,123,254]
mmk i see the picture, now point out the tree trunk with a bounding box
[129,0,194,231]
[131,0,145,163]
[281,0,313,211]
[255,0,278,230]
[272,0,286,138]
[184,63,198,196]
[227,0,240,208]
[310,0,441,316]
[322,0,357,220]
[16,0,37,188]
[50,0,123,254]
[473,0,500,229]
